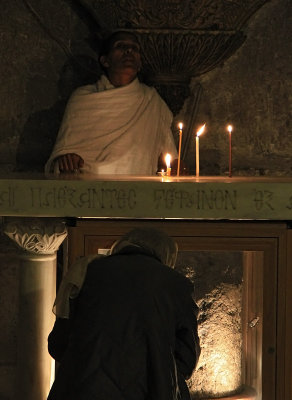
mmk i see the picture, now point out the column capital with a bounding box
[3,217,67,256]
[2,217,67,399]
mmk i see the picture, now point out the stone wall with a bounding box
[0,0,290,175]
[178,0,292,176]
[176,251,243,398]
[0,2,96,397]
[0,0,99,173]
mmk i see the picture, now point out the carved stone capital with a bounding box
[80,0,268,32]
[3,217,67,256]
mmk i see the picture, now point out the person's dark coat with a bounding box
[47,246,200,400]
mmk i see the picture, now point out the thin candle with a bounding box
[227,124,233,177]
[195,124,206,178]
[177,122,183,176]
[165,153,171,176]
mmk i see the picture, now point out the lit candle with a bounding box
[157,168,166,177]
[195,124,206,178]
[165,153,171,176]
[227,124,233,177]
[177,122,183,176]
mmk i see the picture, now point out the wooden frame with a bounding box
[67,219,292,400]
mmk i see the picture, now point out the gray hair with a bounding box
[110,227,178,268]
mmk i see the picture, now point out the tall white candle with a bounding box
[195,124,206,178]
[227,124,233,177]
[177,122,183,176]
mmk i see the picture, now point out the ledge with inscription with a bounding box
[0,173,292,220]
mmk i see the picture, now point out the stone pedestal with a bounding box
[3,218,67,400]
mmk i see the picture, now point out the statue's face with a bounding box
[100,33,142,76]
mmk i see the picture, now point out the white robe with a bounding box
[45,75,177,175]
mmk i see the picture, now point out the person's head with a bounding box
[99,31,142,84]
[110,227,178,268]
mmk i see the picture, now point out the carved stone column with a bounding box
[3,217,67,400]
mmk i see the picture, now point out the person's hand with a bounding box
[54,153,84,173]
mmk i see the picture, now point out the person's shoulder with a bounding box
[166,266,194,289]
[87,254,108,268]
[152,259,190,282]
[139,80,172,113]
[70,83,97,98]
[139,81,157,96]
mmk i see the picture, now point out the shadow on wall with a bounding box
[16,55,100,172]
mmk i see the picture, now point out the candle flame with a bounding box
[197,123,206,137]
[227,124,233,133]
[165,153,171,168]
[178,122,183,130]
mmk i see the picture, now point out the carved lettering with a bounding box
[66,188,78,208]
[174,190,195,208]
[43,188,57,208]
[0,187,15,207]
[30,186,137,210]
[253,190,274,211]
[128,189,136,209]
[225,190,237,210]
[197,190,237,210]
[198,190,214,210]
[90,189,103,209]
[153,190,164,209]
[286,196,292,210]
[154,189,237,210]
[165,189,175,209]
[31,188,42,208]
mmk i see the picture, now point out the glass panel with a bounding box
[175,251,245,399]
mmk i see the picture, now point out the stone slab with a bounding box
[0,174,292,220]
